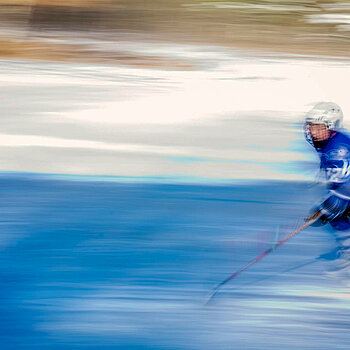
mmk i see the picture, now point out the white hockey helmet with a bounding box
[304,102,343,145]
[305,102,343,130]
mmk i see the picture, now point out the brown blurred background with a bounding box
[0,1,349,64]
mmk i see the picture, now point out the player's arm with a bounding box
[323,154,350,189]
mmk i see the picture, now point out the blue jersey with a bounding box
[314,130,350,199]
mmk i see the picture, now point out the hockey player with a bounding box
[304,102,350,231]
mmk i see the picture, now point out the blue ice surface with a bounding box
[0,172,349,350]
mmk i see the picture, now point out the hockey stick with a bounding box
[223,257,318,294]
[215,244,339,295]
[206,211,322,304]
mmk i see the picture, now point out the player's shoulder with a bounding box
[334,129,350,139]
[331,129,350,146]
[327,130,350,159]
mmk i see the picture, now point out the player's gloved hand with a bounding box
[305,210,326,227]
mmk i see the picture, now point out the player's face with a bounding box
[308,123,331,142]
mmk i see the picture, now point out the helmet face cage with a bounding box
[304,122,315,145]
